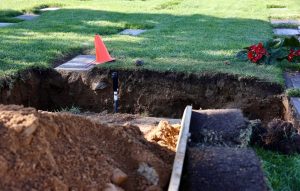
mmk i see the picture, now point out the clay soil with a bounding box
[0,105,174,191]
[0,68,284,125]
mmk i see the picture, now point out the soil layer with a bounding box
[0,104,173,190]
[0,68,284,123]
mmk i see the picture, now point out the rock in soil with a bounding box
[111,168,128,185]
[135,59,144,66]
[0,104,173,190]
[181,146,269,191]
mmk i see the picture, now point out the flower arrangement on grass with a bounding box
[237,36,300,64]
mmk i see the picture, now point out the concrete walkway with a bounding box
[284,72,300,127]
[55,55,96,72]
[270,18,300,41]
[0,23,14,28]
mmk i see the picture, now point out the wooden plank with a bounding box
[168,106,192,191]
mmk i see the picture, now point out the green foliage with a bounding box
[58,105,81,114]
[237,37,300,65]
[278,62,300,71]
[0,17,23,23]
[256,147,300,191]
[286,88,300,97]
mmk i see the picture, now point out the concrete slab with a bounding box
[0,23,14,27]
[40,7,61,12]
[55,55,96,72]
[120,29,146,36]
[290,97,300,119]
[271,19,300,25]
[273,28,300,36]
[284,72,300,88]
[15,14,39,21]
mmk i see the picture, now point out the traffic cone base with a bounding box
[94,34,115,64]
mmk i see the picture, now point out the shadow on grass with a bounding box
[0,9,281,82]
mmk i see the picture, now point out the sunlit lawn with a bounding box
[0,0,300,82]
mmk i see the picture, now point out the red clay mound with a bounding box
[0,105,173,190]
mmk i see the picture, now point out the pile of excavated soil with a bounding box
[251,119,300,154]
[146,121,181,151]
[0,105,174,191]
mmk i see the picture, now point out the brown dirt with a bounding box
[251,119,300,154]
[0,68,284,125]
[0,104,174,191]
[145,120,181,152]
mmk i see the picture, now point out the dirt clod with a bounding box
[0,104,173,190]
[146,120,180,151]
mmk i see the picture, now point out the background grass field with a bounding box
[0,0,300,83]
[1,1,300,189]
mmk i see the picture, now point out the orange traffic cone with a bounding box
[94,34,115,64]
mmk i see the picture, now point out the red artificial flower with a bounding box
[288,49,300,62]
[247,43,268,63]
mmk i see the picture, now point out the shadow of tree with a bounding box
[0,9,278,81]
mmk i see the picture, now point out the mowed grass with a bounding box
[0,0,300,83]
[256,148,300,191]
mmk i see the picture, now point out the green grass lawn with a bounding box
[256,148,300,191]
[0,0,300,82]
[1,1,300,190]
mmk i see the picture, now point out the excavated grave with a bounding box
[0,68,284,125]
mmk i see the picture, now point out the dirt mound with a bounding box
[0,105,173,190]
[146,121,180,151]
[251,119,300,154]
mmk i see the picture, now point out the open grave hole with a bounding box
[0,67,292,190]
[0,67,285,125]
